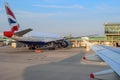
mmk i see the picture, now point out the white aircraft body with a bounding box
[3,2,70,50]
[83,41,120,80]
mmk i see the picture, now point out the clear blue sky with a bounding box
[0,0,120,36]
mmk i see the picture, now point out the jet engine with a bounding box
[56,40,70,48]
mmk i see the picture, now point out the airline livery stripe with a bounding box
[8,18,16,25]
[5,3,16,19]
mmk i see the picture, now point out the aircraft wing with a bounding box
[63,34,98,40]
[83,41,120,80]
[14,28,32,37]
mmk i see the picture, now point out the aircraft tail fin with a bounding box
[4,2,19,37]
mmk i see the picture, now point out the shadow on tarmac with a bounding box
[23,52,108,80]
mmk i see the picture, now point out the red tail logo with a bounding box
[4,2,19,37]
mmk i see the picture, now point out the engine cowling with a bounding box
[57,40,70,48]
[62,40,70,48]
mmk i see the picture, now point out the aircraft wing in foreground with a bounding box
[3,2,71,50]
[83,40,120,80]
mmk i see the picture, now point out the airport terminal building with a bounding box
[104,23,120,47]
[71,23,120,47]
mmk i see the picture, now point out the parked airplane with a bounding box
[83,40,120,80]
[4,2,70,50]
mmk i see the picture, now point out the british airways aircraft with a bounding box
[83,40,120,80]
[3,2,70,50]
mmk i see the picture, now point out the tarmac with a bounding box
[0,46,109,80]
